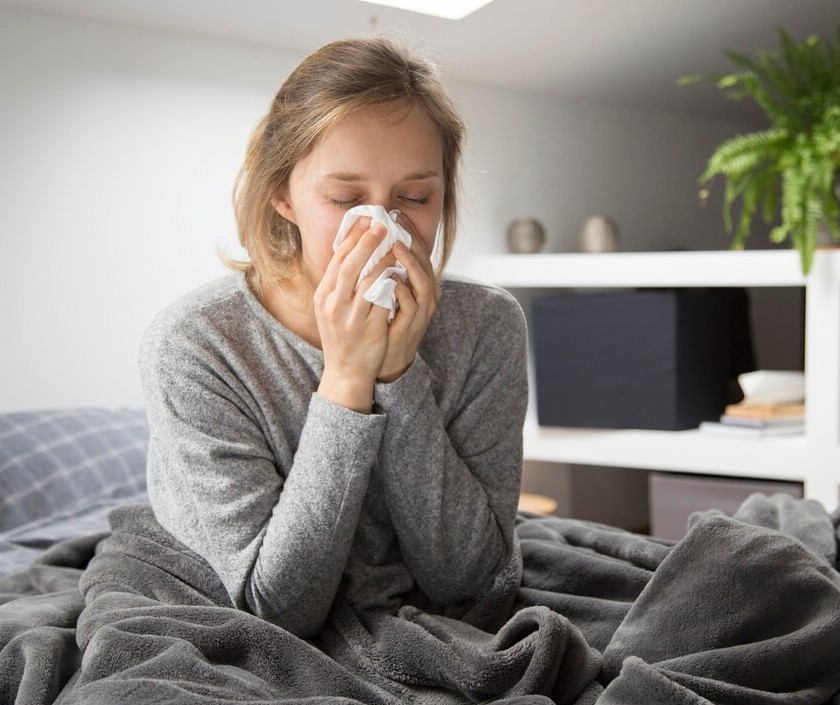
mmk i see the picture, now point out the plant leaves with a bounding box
[680,22,840,274]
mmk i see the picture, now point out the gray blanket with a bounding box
[1,494,839,704]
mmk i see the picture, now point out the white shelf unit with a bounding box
[471,249,840,509]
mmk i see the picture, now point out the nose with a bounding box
[366,193,399,214]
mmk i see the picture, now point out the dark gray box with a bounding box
[532,289,742,430]
[649,472,803,541]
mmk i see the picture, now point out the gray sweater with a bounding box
[139,272,528,638]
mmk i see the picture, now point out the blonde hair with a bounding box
[230,38,465,287]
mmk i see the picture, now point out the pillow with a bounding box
[0,408,148,532]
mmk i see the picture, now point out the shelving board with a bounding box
[522,418,833,483]
[471,248,840,509]
[472,249,811,288]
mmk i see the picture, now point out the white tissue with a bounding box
[332,204,412,321]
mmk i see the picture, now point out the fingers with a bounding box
[319,215,369,293]
[321,217,388,300]
[395,215,438,299]
[391,278,418,319]
[335,221,388,295]
[395,213,435,273]
[335,215,371,255]
[393,240,440,308]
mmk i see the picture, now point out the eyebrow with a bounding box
[321,170,440,182]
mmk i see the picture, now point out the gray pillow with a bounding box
[0,408,148,532]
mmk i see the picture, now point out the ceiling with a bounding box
[3,0,839,124]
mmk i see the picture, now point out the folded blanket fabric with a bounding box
[0,532,105,705]
[1,493,839,705]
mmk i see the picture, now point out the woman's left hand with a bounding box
[377,215,441,383]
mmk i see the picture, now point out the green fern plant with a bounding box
[680,26,840,274]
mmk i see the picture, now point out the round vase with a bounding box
[579,215,620,253]
[507,218,546,254]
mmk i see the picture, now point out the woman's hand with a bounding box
[378,214,441,383]
[315,216,394,412]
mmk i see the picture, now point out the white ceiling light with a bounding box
[356,0,496,20]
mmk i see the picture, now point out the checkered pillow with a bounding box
[0,408,148,532]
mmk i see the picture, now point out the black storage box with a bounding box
[532,289,750,430]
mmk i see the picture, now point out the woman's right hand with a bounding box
[314,216,394,413]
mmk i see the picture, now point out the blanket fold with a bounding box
[0,533,103,705]
[1,493,839,705]
[602,514,840,703]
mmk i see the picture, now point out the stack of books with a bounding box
[699,401,805,438]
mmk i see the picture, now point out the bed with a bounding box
[1,407,839,704]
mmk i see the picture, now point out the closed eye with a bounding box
[328,197,361,207]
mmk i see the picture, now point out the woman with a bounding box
[140,37,528,640]
[78,37,840,705]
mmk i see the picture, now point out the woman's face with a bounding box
[273,101,444,288]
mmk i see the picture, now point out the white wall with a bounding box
[0,8,296,411]
[452,82,737,262]
[1,7,750,412]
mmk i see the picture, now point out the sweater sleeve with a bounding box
[140,315,385,639]
[372,285,528,605]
